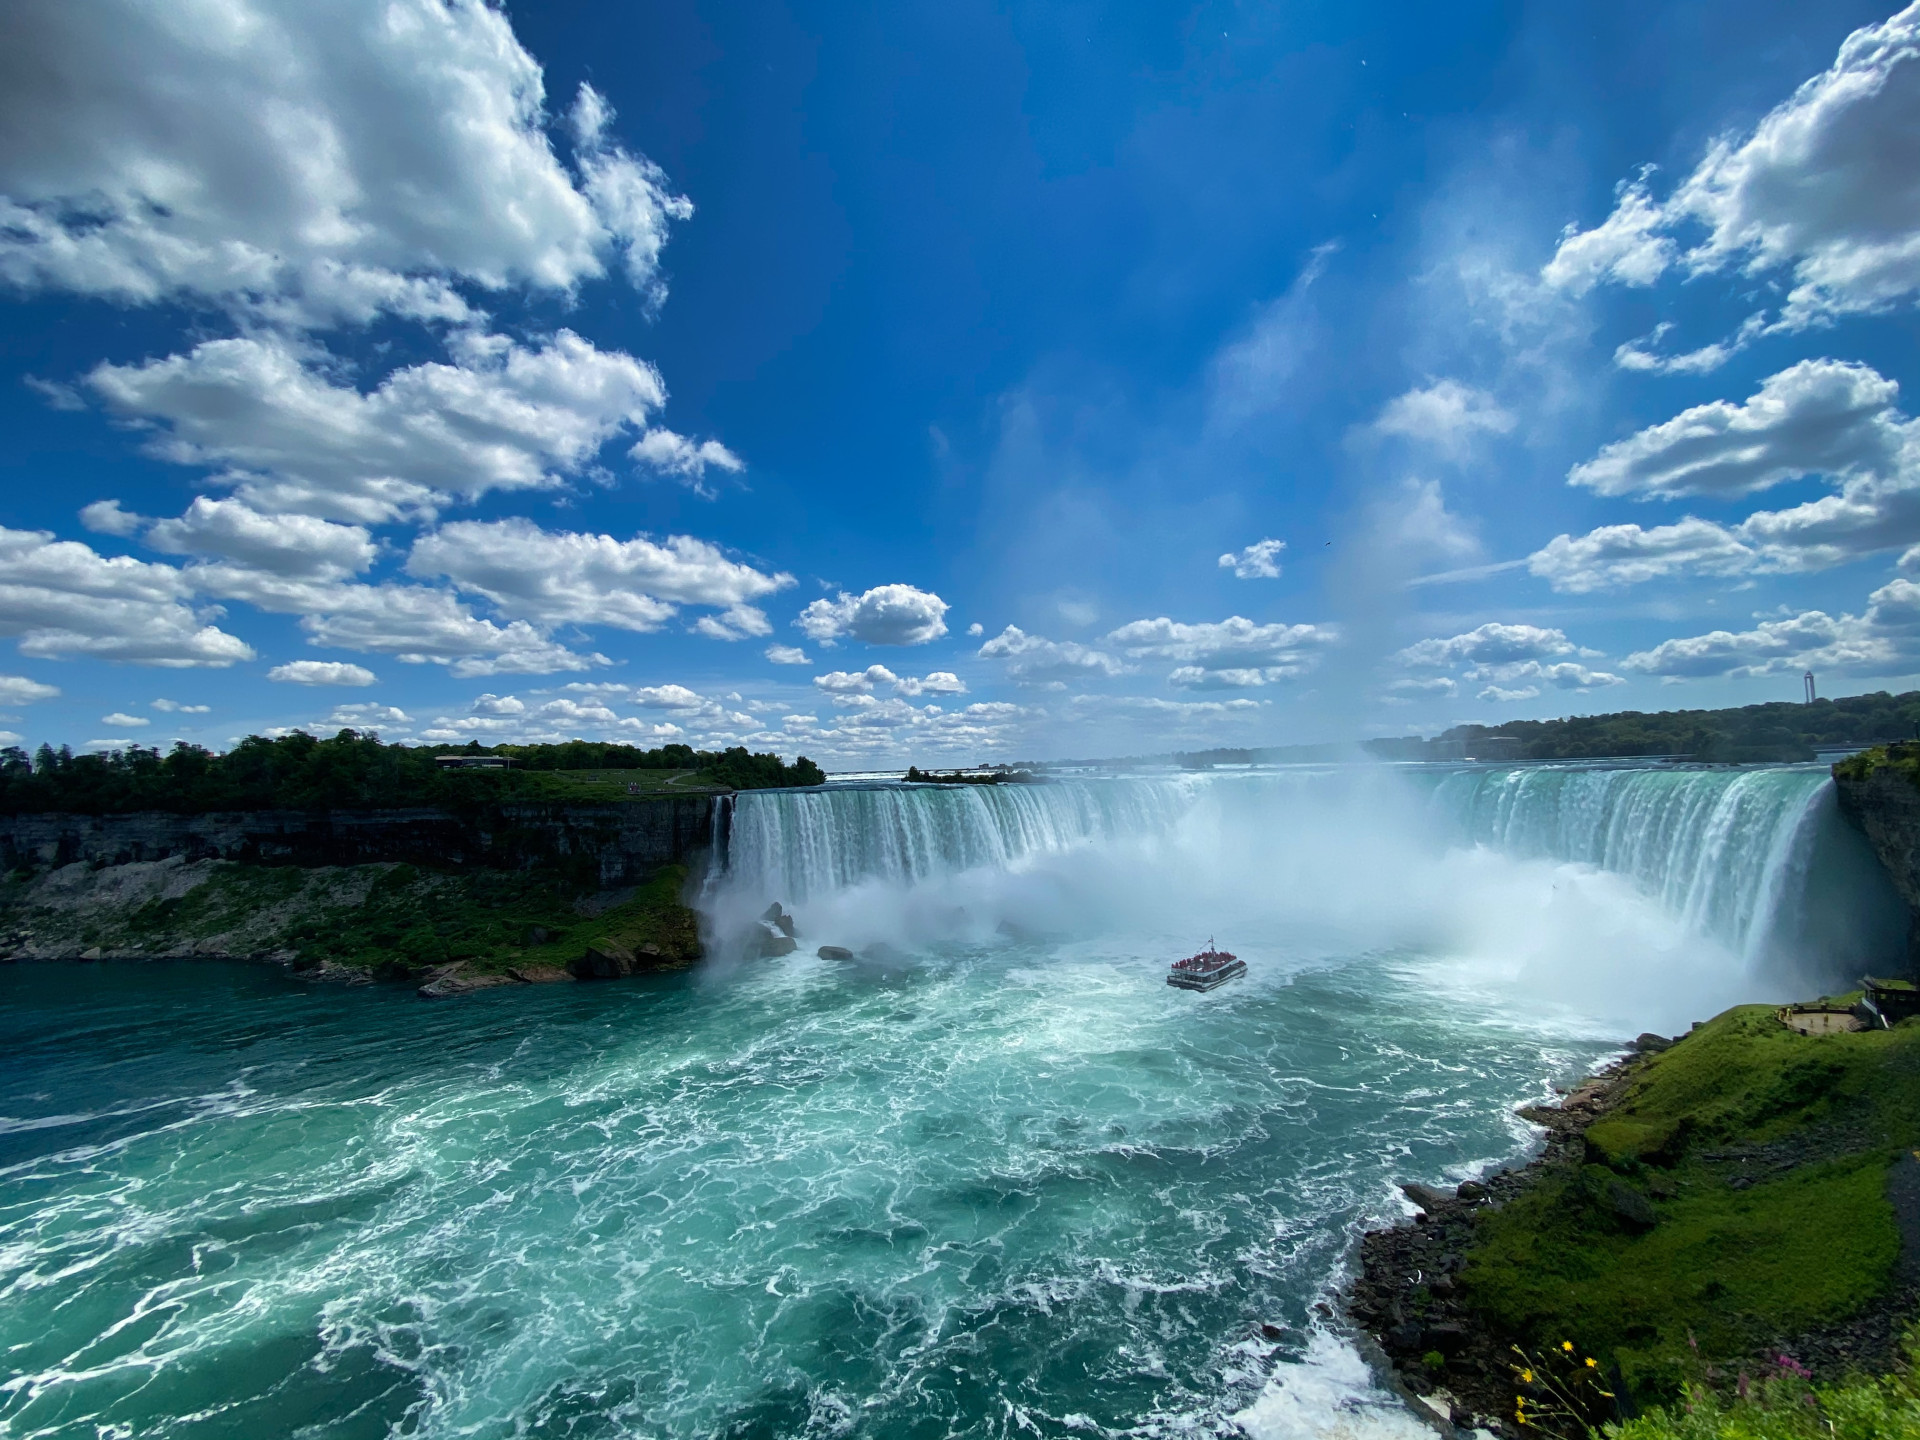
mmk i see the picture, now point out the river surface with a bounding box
[0,763,1903,1437]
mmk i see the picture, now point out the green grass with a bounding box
[1459,1005,1920,1404]
[14,859,703,975]
[1605,1331,1920,1438]
[500,768,725,800]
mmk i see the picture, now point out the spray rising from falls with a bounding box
[716,764,1906,1007]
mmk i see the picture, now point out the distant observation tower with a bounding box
[1805,670,1817,704]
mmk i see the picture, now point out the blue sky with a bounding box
[3,0,1918,765]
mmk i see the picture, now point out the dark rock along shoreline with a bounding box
[1345,1039,1920,1437]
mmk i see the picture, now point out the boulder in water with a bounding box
[761,902,798,938]
[817,945,854,960]
[1400,1181,1454,1213]
[570,942,635,979]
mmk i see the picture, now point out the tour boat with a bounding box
[1166,940,1245,991]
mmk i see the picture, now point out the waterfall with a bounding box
[1425,763,1905,975]
[717,764,1907,982]
[723,779,1190,901]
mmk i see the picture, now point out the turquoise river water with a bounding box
[0,764,1904,1438]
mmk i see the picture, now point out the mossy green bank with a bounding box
[1460,1004,1920,1405]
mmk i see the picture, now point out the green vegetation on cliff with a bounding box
[0,729,824,814]
[1605,1333,1920,1439]
[1460,1006,1920,1406]
[1369,689,1920,763]
[0,855,701,976]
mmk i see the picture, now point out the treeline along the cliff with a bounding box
[0,730,824,815]
[1369,689,1920,764]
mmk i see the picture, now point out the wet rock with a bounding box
[570,942,635,979]
[1455,1180,1487,1202]
[1608,1179,1658,1229]
[818,945,854,960]
[1426,1322,1468,1354]
[506,964,572,984]
[1259,1322,1287,1341]
[760,933,798,957]
[416,963,514,998]
[1385,1321,1425,1353]
[1401,1182,1454,1213]
[761,902,798,938]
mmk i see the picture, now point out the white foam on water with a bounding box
[1234,1330,1436,1440]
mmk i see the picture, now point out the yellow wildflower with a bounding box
[1586,1357,1598,1368]
[1521,1369,1534,1383]
[1562,1341,1574,1352]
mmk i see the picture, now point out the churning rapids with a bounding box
[0,763,1905,1439]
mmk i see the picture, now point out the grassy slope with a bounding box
[2,860,702,974]
[1461,1005,1920,1400]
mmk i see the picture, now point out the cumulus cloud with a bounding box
[814,666,967,699]
[0,0,688,326]
[630,428,745,493]
[268,660,376,686]
[147,497,376,579]
[796,584,950,647]
[1372,380,1515,456]
[1536,360,1920,588]
[100,711,148,727]
[150,698,209,713]
[0,675,59,704]
[1544,5,1920,357]
[1396,623,1579,668]
[1568,360,1904,500]
[1105,615,1337,687]
[295,584,607,677]
[977,626,1128,686]
[1393,624,1622,696]
[1218,538,1286,579]
[90,329,666,524]
[0,527,252,666]
[408,518,790,635]
[1622,579,1920,679]
[765,644,812,665]
[317,703,410,729]
[1528,518,1760,592]
[79,499,143,537]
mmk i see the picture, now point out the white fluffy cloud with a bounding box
[1218,538,1286,579]
[1372,380,1515,456]
[90,330,666,524]
[1536,360,1920,588]
[1623,579,1920,679]
[146,497,376,579]
[1105,615,1337,688]
[630,428,745,493]
[268,660,376,686]
[296,584,606,677]
[408,518,791,635]
[1545,5,1920,355]
[1396,623,1578,668]
[0,1,688,325]
[150,698,210,713]
[977,626,1128,686]
[0,675,59,704]
[765,644,812,665]
[0,527,252,666]
[796,584,950,647]
[1568,361,1904,500]
[1394,624,1622,696]
[814,665,967,699]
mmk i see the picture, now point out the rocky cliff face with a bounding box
[1833,753,1920,968]
[0,797,718,888]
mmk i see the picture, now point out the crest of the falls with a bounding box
[717,763,1906,990]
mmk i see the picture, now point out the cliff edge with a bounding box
[1833,746,1920,968]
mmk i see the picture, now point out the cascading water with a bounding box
[2,760,1906,1440]
[722,778,1191,900]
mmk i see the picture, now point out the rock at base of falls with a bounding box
[817,945,853,960]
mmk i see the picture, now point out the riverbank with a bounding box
[1349,1002,1920,1435]
[0,856,703,995]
